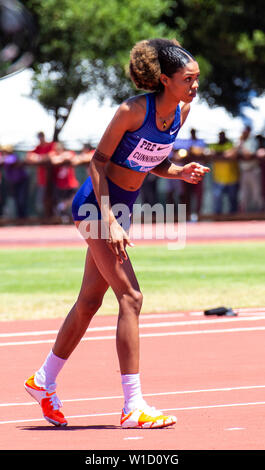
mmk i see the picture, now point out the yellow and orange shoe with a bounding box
[24,374,67,427]
[120,404,177,429]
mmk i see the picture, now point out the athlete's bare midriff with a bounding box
[105,161,147,191]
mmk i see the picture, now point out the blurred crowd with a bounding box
[0,126,265,223]
[143,125,265,221]
[0,132,95,221]
[174,125,265,219]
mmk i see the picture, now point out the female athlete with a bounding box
[25,38,210,429]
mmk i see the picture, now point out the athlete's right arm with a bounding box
[89,97,145,261]
[90,98,144,221]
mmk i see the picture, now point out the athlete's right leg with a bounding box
[52,247,109,359]
[24,245,109,426]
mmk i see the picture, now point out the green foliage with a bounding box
[24,0,265,139]
[24,0,173,140]
[162,0,265,115]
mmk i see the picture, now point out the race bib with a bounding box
[126,138,173,172]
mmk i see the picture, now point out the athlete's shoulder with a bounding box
[115,94,147,132]
[119,94,147,115]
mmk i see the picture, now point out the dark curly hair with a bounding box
[129,38,195,92]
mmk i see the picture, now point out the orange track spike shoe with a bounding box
[24,374,67,427]
[120,404,177,429]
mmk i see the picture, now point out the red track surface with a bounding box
[1,308,265,451]
[0,220,265,247]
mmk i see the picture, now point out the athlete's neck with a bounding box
[155,92,179,117]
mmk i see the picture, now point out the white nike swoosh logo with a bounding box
[170,128,179,135]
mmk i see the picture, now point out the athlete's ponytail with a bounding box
[129,38,195,92]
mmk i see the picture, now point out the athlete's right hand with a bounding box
[107,220,134,264]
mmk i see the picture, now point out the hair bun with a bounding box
[129,38,193,92]
[129,40,161,91]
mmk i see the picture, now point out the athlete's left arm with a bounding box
[151,158,210,183]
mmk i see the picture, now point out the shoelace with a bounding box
[143,406,163,417]
[47,392,62,410]
[138,402,163,417]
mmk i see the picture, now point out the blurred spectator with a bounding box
[77,143,95,175]
[141,173,158,207]
[171,128,206,220]
[237,126,263,212]
[1,145,29,218]
[26,131,56,216]
[49,142,79,220]
[255,134,265,155]
[209,131,239,215]
[172,128,206,153]
[255,134,265,209]
[0,150,3,217]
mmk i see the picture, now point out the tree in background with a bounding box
[24,0,173,141]
[24,0,265,141]
[162,0,265,116]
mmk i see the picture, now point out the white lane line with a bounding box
[2,315,265,346]
[139,325,265,338]
[0,330,60,338]
[225,427,245,431]
[0,411,120,425]
[139,312,186,320]
[1,401,265,425]
[2,324,265,347]
[124,437,144,440]
[2,312,265,339]
[2,384,265,408]
[166,401,265,412]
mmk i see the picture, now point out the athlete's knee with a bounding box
[118,288,143,315]
[75,294,103,318]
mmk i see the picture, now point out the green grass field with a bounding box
[1,241,265,321]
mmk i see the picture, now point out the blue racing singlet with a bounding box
[110,93,181,173]
[72,93,181,223]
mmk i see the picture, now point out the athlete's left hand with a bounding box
[180,162,210,184]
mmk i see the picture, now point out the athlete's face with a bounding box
[161,60,200,103]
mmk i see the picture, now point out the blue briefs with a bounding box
[72,176,140,230]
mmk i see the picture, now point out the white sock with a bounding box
[121,373,146,413]
[34,350,66,389]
